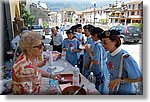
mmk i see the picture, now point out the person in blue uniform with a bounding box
[74,24,85,61]
[74,24,84,44]
[100,30,143,95]
[62,29,82,66]
[85,27,109,94]
[82,24,95,77]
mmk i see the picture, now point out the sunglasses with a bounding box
[101,40,111,45]
[32,43,43,49]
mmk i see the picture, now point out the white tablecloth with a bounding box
[40,58,100,95]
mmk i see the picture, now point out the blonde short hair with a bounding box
[19,31,42,54]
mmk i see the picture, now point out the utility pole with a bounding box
[91,0,96,25]
[94,5,96,25]
[56,12,57,25]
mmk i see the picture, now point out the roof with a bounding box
[127,0,143,4]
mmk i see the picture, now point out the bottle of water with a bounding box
[87,72,96,84]
[62,51,66,60]
[48,79,58,94]
[73,65,80,86]
[49,79,57,88]
[48,51,53,66]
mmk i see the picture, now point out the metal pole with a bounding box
[94,7,95,25]
[56,12,57,25]
[93,3,96,25]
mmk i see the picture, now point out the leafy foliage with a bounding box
[21,4,34,27]
[42,21,48,28]
[132,23,143,32]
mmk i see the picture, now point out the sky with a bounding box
[32,0,131,11]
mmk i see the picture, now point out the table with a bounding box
[40,58,100,95]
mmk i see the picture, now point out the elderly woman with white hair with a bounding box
[12,31,58,95]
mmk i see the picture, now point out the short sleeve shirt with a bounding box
[107,49,142,94]
[62,38,81,66]
[12,53,41,95]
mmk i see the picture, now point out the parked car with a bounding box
[30,25,45,36]
[109,25,142,43]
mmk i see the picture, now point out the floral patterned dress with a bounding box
[12,53,41,95]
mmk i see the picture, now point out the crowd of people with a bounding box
[11,23,143,95]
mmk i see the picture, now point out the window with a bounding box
[131,11,134,15]
[128,26,139,33]
[137,11,140,15]
[132,4,135,10]
[121,27,125,33]
[128,5,131,9]
[127,12,129,16]
[141,12,143,16]
[31,25,43,29]
[109,26,116,30]
[138,4,141,10]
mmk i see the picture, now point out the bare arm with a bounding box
[109,77,143,91]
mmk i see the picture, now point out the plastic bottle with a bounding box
[87,72,96,84]
[48,51,53,66]
[48,79,58,94]
[49,79,57,88]
[72,65,80,86]
[107,73,111,86]
[62,51,66,60]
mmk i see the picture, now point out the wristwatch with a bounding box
[120,78,124,84]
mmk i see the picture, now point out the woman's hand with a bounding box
[42,58,49,66]
[49,73,62,80]
[109,78,121,91]
[71,48,76,52]
[85,44,91,53]
[62,48,68,51]
[36,58,49,67]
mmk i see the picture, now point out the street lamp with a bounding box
[91,0,96,25]
[121,3,128,25]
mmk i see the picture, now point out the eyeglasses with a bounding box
[32,43,43,49]
[101,40,111,45]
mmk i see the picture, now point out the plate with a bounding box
[48,66,65,73]
[58,74,81,84]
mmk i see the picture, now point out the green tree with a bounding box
[70,18,73,23]
[21,4,34,27]
[132,23,143,32]
[43,21,48,28]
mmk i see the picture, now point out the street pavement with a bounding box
[121,43,143,70]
